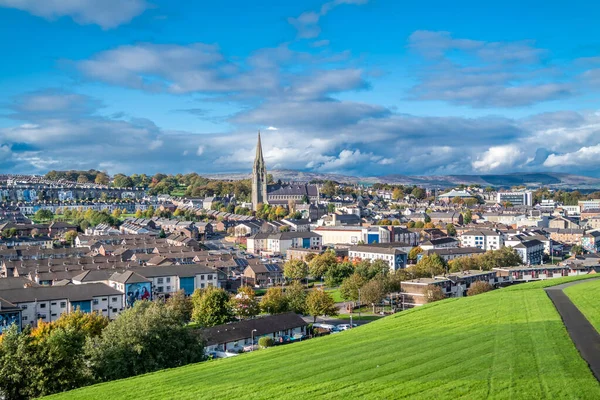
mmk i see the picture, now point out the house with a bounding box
[428,212,464,225]
[421,247,486,262]
[314,225,392,245]
[400,277,453,308]
[247,231,322,256]
[286,248,323,261]
[0,283,125,328]
[348,244,408,271]
[281,219,312,232]
[0,297,22,334]
[129,264,225,296]
[508,239,544,265]
[242,263,284,287]
[549,216,581,229]
[581,230,600,253]
[459,229,503,251]
[420,237,459,251]
[234,221,263,237]
[547,229,585,245]
[438,270,498,296]
[493,265,596,284]
[201,313,307,355]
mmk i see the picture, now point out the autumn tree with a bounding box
[360,279,387,313]
[446,223,457,237]
[308,250,338,279]
[260,287,288,314]
[305,289,338,323]
[426,285,446,303]
[340,273,367,303]
[467,281,493,296]
[166,290,193,323]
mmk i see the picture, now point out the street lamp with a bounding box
[251,329,257,351]
[358,288,361,321]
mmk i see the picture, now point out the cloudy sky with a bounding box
[1,0,600,177]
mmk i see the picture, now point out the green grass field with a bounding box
[564,278,600,333]
[325,288,344,303]
[48,276,600,400]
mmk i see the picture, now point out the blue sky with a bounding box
[1,0,600,177]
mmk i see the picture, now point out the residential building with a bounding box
[581,230,600,253]
[549,216,581,229]
[400,278,453,308]
[202,313,307,355]
[459,229,503,250]
[421,247,486,262]
[420,237,459,251]
[247,231,322,256]
[507,239,544,265]
[348,244,408,271]
[242,263,284,287]
[314,225,392,245]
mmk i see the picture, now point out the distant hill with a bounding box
[204,170,600,189]
[51,277,600,400]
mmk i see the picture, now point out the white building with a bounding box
[497,191,533,207]
[313,225,391,245]
[348,245,408,271]
[247,231,322,256]
[459,229,504,251]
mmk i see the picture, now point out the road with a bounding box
[545,278,600,382]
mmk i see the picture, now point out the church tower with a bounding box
[251,131,268,211]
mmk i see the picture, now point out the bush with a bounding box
[467,281,493,296]
[258,336,274,348]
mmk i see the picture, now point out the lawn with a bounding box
[48,276,600,400]
[564,278,600,333]
[325,288,344,303]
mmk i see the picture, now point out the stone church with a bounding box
[251,132,319,211]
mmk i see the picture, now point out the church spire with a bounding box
[255,130,264,165]
[251,130,268,211]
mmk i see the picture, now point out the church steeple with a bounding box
[251,130,268,211]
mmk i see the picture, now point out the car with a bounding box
[336,324,358,331]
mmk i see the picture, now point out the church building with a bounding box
[251,132,319,211]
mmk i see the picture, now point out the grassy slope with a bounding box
[50,276,600,400]
[564,278,600,333]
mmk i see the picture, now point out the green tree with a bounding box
[308,250,338,280]
[340,273,366,302]
[571,244,584,255]
[112,174,134,188]
[446,223,457,237]
[411,187,425,199]
[392,188,404,201]
[191,286,233,327]
[462,209,472,225]
[0,325,38,400]
[258,336,275,348]
[426,285,446,303]
[284,259,309,281]
[324,261,354,287]
[34,209,54,222]
[86,301,204,382]
[321,181,337,197]
[260,287,288,315]
[64,230,78,246]
[230,286,260,320]
[414,221,425,228]
[411,254,446,278]
[95,172,109,185]
[166,290,193,323]
[360,279,387,313]
[284,281,307,314]
[305,289,338,323]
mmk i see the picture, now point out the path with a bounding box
[545,278,600,381]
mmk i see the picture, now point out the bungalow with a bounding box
[201,313,307,355]
[243,263,284,287]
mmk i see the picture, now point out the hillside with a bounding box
[565,279,600,333]
[49,277,600,400]
[204,170,600,189]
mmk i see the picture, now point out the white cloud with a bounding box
[0,0,149,29]
[288,0,368,39]
[544,145,600,167]
[266,126,278,131]
[196,146,205,156]
[472,145,526,172]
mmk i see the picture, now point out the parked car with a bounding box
[336,324,358,331]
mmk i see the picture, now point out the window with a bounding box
[166,277,171,283]
[112,308,118,313]
[102,309,107,312]
[51,313,57,317]
[166,286,171,292]
[39,303,46,309]
[21,304,27,310]
[93,299,99,305]
[200,283,205,289]
[200,274,205,280]
[157,277,164,284]
[112,297,118,302]
[60,302,66,308]
[51,302,57,306]
[102,298,107,302]
[22,316,28,321]
[207,274,213,280]
[157,286,163,292]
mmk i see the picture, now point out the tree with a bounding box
[64,230,78,246]
[446,223,457,237]
[0,325,39,400]
[191,286,233,327]
[86,301,204,382]
[413,254,446,278]
[462,209,472,225]
[166,290,193,323]
[305,289,338,323]
[340,273,366,302]
[321,181,337,197]
[407,221,416,228]
[360,279,387,313]
[230,286,260,320]
[423,222,435,229]
[571,244,584,256]
[426,285,446,303]
[285,281,307,314]
[408,246,423,261]
[258,336,275,348]
[279,225,290,232]
[95,172,109,185]
[411,187,425,199]
[135,209,143,218]
[34,209,54,222]
[111,208,122,219]
[324,261,354,287]
[414,221,425,228]
[260,287,288,315]
[424,214,431,223]
[112,174,133,188]
[467,281,493,296]
[327,203,336,213]
[283,260,309,281]
[392,188,404,201]
[308,250,337,280]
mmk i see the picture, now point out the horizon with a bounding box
[2,1,600,177]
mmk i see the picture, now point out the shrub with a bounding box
[258,336,274,348]
[467,281,493,296]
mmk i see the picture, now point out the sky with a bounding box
[1,0,600,177]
